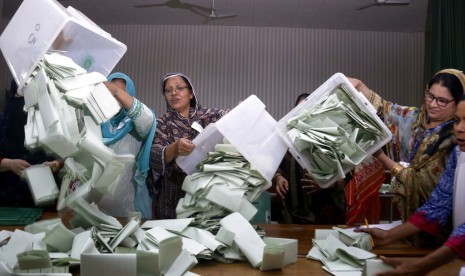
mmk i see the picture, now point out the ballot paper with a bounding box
[285,85,385,184]
[21,165,59,206]
[362,259,395,276]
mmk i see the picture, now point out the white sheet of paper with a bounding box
[141,218,193,233]
[220,212,266,268]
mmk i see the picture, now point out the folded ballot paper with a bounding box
[277,73,391,188]
[307,228,377,275]
[21,165,59,206]
[22,51,120,159]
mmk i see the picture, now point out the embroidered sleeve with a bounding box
[127,98,154,138]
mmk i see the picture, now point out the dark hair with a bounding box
[295,93,310,107]
[458,94,465,104]
[9,79,17,95]
[428,73,464,103]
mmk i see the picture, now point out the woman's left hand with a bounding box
[374,256,425,276]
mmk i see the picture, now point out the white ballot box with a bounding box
[0,0,127,93]
[276,73,392,188]
[176,95,288,189]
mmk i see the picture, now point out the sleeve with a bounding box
[126,98,154,138]
[444,223,465,260]
[408,150,457,234]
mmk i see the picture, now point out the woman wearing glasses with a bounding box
[149,73,228,219]
[349,69,465,247]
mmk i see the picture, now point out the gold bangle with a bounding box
[390,163,404,178]
[369,90,376,103]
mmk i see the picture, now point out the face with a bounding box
[454,101,465,151]
[164,76,193,116]
[425,83,456,124]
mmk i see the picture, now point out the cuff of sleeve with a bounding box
[444,237,465,260]
[408,211,442,235]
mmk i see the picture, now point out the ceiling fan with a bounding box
[134,0,211,16]
[203,0,237,22]
[357,0,411,11]
[134,0,237,22]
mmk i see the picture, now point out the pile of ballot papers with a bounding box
[285,85,384,183]
[18,50,135,211]
[0,209,297,275]
[306,227,394,276]
[176,141,267,229]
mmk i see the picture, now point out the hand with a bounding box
[374,256,425,276]
[104,81,123,97]
[301,172,320,195]
[43,160,62,173]
[274,175,288,199]
[354,227,392,246]
[347,77,371,100]
[176,138,195,156]
[1,158,31,176]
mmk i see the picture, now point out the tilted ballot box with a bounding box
[0,0,127,93]
[276,73,392,188]
[176,94,288,190]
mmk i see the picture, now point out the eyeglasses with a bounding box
[424,91,455,107]
[164,86,188,95]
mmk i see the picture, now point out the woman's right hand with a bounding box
[348,77,372,100]
[354,227,392,246]
[176,138,195,156]
[274,175,289,199]
[1,158,31,176]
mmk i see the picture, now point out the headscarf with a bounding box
[101,72,136,145]
[409,68,465,160]
[161,73,200,118]
[101,72,157,218]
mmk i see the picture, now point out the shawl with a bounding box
[101,72,157,218]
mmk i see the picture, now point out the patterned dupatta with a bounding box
[454,148,465,229]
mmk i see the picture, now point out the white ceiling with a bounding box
[2,0,428,33]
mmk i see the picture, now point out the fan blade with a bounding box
[385,0,410,3]
[134,4,166,8]
[212,14,237,19]
[357,3,376,10]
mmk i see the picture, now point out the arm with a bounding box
[126,98,154,138]
[105,81,134,110]
[377,246,457,276]
[0,158,31,175]
[356,221,421,246]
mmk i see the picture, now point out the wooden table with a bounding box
[1,211,464,275]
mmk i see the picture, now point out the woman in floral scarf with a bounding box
[350,69,465,247]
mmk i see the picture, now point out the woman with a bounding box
[90,72,156,219]
[0,80,59,207]
[350,69,465,246]
[356,94,465,275]
[150,73,228,219]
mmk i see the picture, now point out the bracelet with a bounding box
[390,163,404,178]
[369,90,376,104]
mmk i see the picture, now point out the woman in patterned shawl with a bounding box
[350,69,465,247]
[356,95,465,275]
[149,73,228,219]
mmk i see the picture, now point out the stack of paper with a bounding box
[176,141,267,227]
[21,165,59,206]
[307,227,377,275]
[286,86,383,183]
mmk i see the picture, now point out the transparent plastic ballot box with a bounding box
[0,0,127,93]
[276,73,392,188]
[176,94,288,189]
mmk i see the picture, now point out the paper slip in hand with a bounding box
[22,165,59,206]
[362,259,395,276]
[88,83,120,121]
